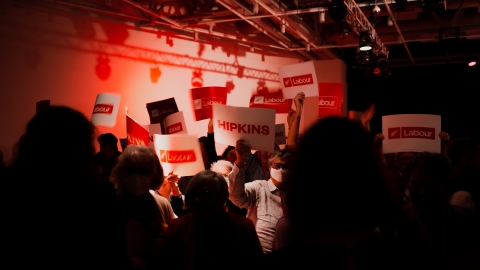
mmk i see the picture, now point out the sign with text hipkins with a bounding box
[275,124,287,145]
[154,134,205,177]
[126,107,149,146]
[91,93,121,127]
[249,94,293,114]
[213,104,276,152]
[191,86,228,121]
[382,114,441,153]
[164,111,188,135]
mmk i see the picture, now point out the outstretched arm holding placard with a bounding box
[286,92,305,149]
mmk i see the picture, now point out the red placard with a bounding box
[191,86,228,121]
[249,94,293,114]
[126,114,149,146]
[317,82,343,118]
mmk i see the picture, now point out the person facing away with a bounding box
[93,132,122,184]
[152,170,263,270]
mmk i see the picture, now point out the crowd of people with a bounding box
[1,92,479,269]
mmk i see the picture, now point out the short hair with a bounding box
[97,133,119,150]
[111,145,164,191]
[221,145,235,159]
[210,159,233,174]
[184,170,228,210]
[268,148,292,166]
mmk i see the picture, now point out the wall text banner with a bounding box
[126,107,149,146]
[91,93,120,127]
[382,114,441,153]
[213,104,275,152]
[318,82,343,118]
[191,86,228,121]
[164,111,188,135]
[154,134,205,177]
[278,61,319,99]
[275,124,287,145]
[249,94,292,114]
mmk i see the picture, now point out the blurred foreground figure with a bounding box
[2,106,127,269]
[152,170,263,270]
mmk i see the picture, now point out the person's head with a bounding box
[97,133,119,156]
[404,152,455,214]
[397,151,419,176]
[284,116,395,232]
[210,159,233,180]
[111,145,164,197]
[184,170,229,218]
[221,145,236,164]
[268,149,292,190]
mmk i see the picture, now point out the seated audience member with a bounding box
[399,152,480,261]
[93,133,122,184]
[152,170,263,270]
[2,106,126,269]
[267,116,438,269]
[111,145,176,269]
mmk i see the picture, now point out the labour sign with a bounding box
[191,86,228,121]
[91,93,120,127]
[126,107,149,146]
[318,82,343,118]
[164,111,188,135]
[213,104,276,152]
[382,114,441,153]
[278,61,319,99]
[154,134,205,177]
[249,94,292,114]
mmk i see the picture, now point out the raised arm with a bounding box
[228,140,258,208]
[286,92,305,149]
[206,118,219,164]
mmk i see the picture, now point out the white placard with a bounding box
[91,93,121,127]
[213,104,276,152]
[275,124,287,145]
[278,61,318,99]
[154,134,205,177]
[164,111,188,135]
[382,114,441,153]
[148,123,162,150]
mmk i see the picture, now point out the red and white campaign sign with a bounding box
[382,114,441,153]
[213,104,276,152]
[148,123,162,150]
[164,111,188,135]
[275,124,287,145]
[278,61,319,99]
[318,82,343,118]
[91,93,120,127]
[249,94,293,114]
[126,107,149,146]
[191,86,228,121]
[154,134,205,176]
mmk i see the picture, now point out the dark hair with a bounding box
[268,148,292,167]
[221,145,235,159]
[97,133,119,151]
[446,138,474,167]
[284,116,395,232]
[184,170,228,210]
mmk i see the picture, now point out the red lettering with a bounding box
[238,124,247,133]
[93,104,114,114]
[159,150,197,163]
[252,125,261,134]
[261,125,269,135]
[230,123,237,132]
[218,120,227,129]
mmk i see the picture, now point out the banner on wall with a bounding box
[91,93,121,127]
[249,94,292,114]
[146,98,179,133]
[278,61,319,99]
[154,134,205,177]
[126,107,149,146]
[191,86,228,121]
[318,82,343,118]
[275,124,287,145]
[213,104,276,152]
[382,114,441,153]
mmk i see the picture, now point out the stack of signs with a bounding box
[147,111,188,149]
[191,86,228,121]
[213,104,276,152]
[146,97,179,133]
[154,134,205,177]
[382,114,441,153]
[126,107,149,146]
[91,93,121,127]
[249,94,292,114]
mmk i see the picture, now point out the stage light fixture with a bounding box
[359,31,372,51]
[281,22,286,34]
[387,16,393,27]
[209,24,213,34]
[328,0,348,22]
[150,65,161,83]
[253,1,259,15]
[318,11,325,23]
[468,61,476,66]
[306,43,311,51]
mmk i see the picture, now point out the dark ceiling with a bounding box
[18,0,480,73]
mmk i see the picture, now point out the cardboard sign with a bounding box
[318,82,343,118]
[278,61,319,99]
[91,93,121,127]
[275,124,287,145]
[146,98,179,133]
[382,114,441,153]
[126,107,149,146]
[213,104,276,152]
[154,134,205,177]
[164,111,188,135]
[191,86,228,121]
[249,94,293,114]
